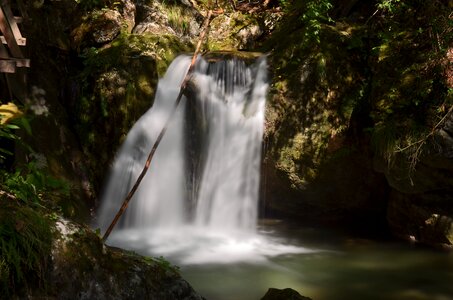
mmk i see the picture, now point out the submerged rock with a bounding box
[261,288,313,300]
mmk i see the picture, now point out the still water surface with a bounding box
[108,219,453,300]
[179,220,453,300]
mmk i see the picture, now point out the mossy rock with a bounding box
[202,50,263,64]
[264,20,368,192]
[73,33,191,194]
[0,200,204,299]
[50,218,204,300]
[206,12,267,51]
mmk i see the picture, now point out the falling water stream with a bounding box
[97,54,453,300]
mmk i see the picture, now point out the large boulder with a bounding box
[133,0,203,40]
[262,20,389,232]
[1,201,204,299]
[71,0,136,50]
[261,1,453,247]
[379,113,453,249]
[51,218,205,300]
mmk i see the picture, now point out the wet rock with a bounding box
[262,22,390,234]
[261,288,313,300]
[387,191,453,249]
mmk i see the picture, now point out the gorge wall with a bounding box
[10,0,453,252]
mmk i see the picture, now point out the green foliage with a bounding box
[1,160,70,205]
[74,0,106,11]
[0,105,67,296]
[0,103,31,165]
[163,4,191,35]
[371,122,399,167]
[274,0,335,46]
[377,0,401,14]
[300,0,333,44]
[143,255,180,273]
[0,102,70,206]
[0,123,19,163]
[0,204,52,297]
[368,0,453,171]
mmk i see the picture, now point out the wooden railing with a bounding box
[0,0,29,74]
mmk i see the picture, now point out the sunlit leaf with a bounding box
[0,103,23,125]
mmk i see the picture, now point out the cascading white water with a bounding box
[98,54,266,232]
[191,57,267,233]
[97,55,191,231]
[97,54,309,264]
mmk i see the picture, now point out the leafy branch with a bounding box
[396,104,453,173]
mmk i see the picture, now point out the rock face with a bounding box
[262,20,390,233]
[51,219,205,300]
[206,8,282,50]
[262,1,453,248]
[133,0,202,39]
[381,113,453,249]
[19,0,195,203]
[14,0,453,252]
[69,33,190,196]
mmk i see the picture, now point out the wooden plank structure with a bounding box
[0,0,29,74]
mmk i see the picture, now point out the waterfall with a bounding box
[96,54,309,264]
[97,55,191,231]
[190,57,267,233]
[97,54,268,248]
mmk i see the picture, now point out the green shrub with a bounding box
[0,204,52,297]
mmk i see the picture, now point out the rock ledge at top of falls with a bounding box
[50,217,205,300]
[202,50,265,63]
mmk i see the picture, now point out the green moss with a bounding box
[74,32,192,192]
[81,33,191,77]
[264,0,453,192]
[265,17,368,187]
[52,224,182,297]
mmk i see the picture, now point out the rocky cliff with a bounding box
[8,0,453,272]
